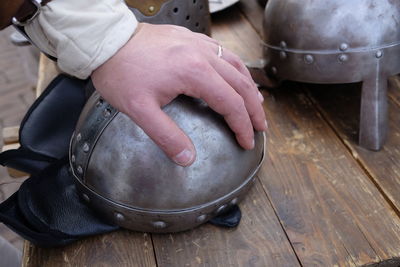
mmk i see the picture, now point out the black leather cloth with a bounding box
[0,75,241,247]
[0,75,87,175]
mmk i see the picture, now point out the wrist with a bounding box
[24,0,138,79]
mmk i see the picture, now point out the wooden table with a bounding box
[21,1,400,266]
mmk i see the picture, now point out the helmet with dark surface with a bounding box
[262,0,400,150]
[125,0,211,35]
[69,92,265,233]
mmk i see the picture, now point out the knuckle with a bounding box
[124,97,148,118]
[230,54,243,69]
[188,57,208,71]
[214,93,226,104]
[238,77,254,91]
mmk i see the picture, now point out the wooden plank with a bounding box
[261,83,400,266]
[150,9,300,267]
[235,2,400,266]
[35,54,60,97]
[237,0,264,37]
[2,126,19,145]
[152,179,300,267]
[388,76,400,107]
[1,143,29,178]
[211,7,263,62]
[23,231,157,267]
[306,78,400,219]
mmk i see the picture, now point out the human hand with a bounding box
[91,23,267,166]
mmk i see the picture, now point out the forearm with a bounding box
[25,0,138,79]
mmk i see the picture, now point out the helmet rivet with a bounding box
[115,212,125,222]
[216,204,228,215]
[148,5,155,12]
[103,108,112,118]
[196,214,207,223]
[152,221,167,229]
[280,51,287,59]
[82,194,90,203]
[338,54,348,62]
[280,41,287,49]
[375,50,383,58]
[271,66,278,75]
[76,133,82,142]
[71,154,76,163]
[339,43,348,51]
[82,142,90,153]
[95,99,103,108]
[304,55,314,64]
[230,198,239,205]
[77,165,83,174]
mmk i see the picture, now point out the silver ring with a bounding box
[217,45,223,58]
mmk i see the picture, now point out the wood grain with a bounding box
[260,83,400,266]
[35,54,60,97]
[237,0,264,37]
[23,231,157,267]
[236,1,400,266]
[149,9,300,267]
[152,180,300,267]
[307,78,400,222]
[211,7,263,62]
[2,126,19,145]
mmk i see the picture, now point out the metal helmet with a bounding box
[208,0,239,13]
[263,0,400,150]
[69,92,265,233]
[125,0,211,35]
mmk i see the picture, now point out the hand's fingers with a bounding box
[125,100,196,166]
[185,64,255,150]
[220,48,255,83]
[209,45,264,103]
[210,58,267,132]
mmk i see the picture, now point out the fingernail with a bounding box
[173,149,194,166]
[251,139,255,149]
[265,120,268,130]
[258,91,264,102]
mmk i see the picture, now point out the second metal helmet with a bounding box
[263,0,400,150]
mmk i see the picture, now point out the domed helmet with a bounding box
[125,0,211,35]
[263,0,400,150]
[69,92,265,233]
[208,0,239,13]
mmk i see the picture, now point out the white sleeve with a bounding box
[25,0,138,79]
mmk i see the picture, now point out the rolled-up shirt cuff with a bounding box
[25,0,138,79]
